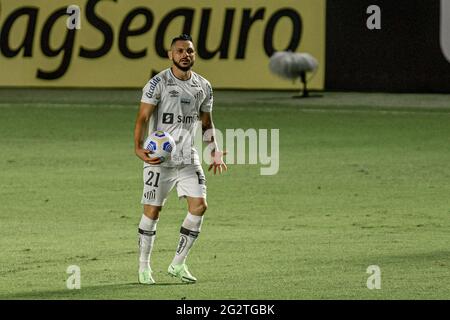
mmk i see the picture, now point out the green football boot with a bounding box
[168,264,197,283]
[138,267,155,285]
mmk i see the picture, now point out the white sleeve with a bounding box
[141,76,163,105]
[200,81,213,112]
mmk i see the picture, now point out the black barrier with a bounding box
[0,300,442,318]
[325,0,450,93]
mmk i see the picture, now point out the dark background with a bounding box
[325,0,450,92]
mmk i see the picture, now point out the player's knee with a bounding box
[190,201,207,215]
[199,202,208,214]
[144,205,162,220]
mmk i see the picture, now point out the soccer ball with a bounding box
[143,130,176,163]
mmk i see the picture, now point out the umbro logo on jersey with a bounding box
[162,113,174,124]
[169,90,179,97]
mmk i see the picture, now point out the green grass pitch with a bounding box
[0,89,449,299]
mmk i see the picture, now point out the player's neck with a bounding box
[171,66,191,81]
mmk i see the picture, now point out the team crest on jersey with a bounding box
[169,90,179,97]
[167,78,176,86]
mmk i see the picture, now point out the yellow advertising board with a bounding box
[0,0,325,89]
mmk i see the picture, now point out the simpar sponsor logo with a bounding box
[162,112,174,124]
[181,98,191,104]
[177,114,198,124]
[162,113,197,124]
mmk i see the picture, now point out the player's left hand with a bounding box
[208,150,227,175]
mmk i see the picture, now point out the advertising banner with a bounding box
[0,0,326,89]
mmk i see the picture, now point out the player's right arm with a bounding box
[134,102,161,165]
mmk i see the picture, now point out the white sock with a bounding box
[172,212,204,266]
[138,214,158,272]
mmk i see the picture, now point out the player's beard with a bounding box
[173,59,194,72]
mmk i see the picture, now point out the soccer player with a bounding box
[134,34,227,284]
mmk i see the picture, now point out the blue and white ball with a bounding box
[143,130,176,163]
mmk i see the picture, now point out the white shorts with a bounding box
[141,164,207,206]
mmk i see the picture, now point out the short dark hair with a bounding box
[171,34,193,46]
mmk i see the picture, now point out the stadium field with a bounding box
[0,89,449,299]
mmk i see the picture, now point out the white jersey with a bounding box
[141,68,213,167]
